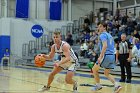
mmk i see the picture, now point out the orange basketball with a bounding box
[34,54,46,67]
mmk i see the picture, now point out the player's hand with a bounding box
[54,62,59,67]
[127,57,131,62]
[97,57,102,64]
[41,54,46,58]
[116,58,119,64]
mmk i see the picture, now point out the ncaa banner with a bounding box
[49,0,62,20]
[16,0,29,18]
[31,25,44,38]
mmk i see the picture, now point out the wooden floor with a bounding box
[0,66,140,93]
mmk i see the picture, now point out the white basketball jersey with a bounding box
[54,41,78,63]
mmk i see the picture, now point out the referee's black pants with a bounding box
[118,54,132,80]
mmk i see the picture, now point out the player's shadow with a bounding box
[80,84,114,87]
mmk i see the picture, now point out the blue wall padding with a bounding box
[0,36,10,62]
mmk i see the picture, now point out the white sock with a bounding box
[114,82,118,87]
[96,83,101,87]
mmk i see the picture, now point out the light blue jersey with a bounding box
[99,32,115,54]
[97,31,116,69]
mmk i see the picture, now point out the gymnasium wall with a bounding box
[119,0,140,17]
[95,1,112,15]
[119,0,135,7]
[71,0,93,20]
[3,0,112,20]
[29,0,48,19]
[0,18,10,62]
[0,18,71,59]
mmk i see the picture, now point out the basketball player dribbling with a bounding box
[38,31,78,93]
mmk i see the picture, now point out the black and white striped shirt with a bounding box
[117,41,132,54]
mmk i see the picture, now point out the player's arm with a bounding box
[58,43,71,65]
[127,41,132,62]
[99,41,107,58]
[99,34,107,59]
[43,44,55,60]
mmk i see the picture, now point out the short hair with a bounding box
[53,31,61,35]
[121,33,126,36]
[97,22,107,29]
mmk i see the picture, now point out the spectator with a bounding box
[121,14,128,25]
[83,31,90,42]
[129,33,135,44]
[66,31,73,46]
[4,48,10,57]
[48,38,54,52]
[87,41,94,50]
[87,49,98,62]
[84,16,90,26]
[84,25,91,34]
[90,32,98,42]
[93,39,100,55]
[1,48,10,66]
[76,31,84,44]
[80,41,88,57]
[132,38,140,65]
[133,30,140,39]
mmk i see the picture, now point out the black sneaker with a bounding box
[126,79,131,83]
[119,79,125,82]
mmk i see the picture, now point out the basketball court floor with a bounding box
[0,65,140,93]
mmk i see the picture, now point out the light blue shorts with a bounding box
[96,54,116,69]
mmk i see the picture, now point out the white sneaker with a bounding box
[91,85,102,91]
[114,85,122,93]
[38,86,50,92]
[73,81,78,93]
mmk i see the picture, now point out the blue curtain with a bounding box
[49,0,62,20]
[16,0,29,18]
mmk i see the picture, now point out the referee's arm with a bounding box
[127,42,132,62]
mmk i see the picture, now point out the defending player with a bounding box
[91,22,122,93]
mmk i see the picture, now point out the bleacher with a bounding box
[15,12,140,78]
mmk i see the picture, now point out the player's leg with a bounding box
[65,71,75,84]
[104,68,122,93]
[101,55,116,83]
[65,64,77,93]
[104,69,116,84]
[102,55,122,93]
[91,63,102,91]
[47,66,63,87]
[38,66,63,92]
[66,71,78,92]
[92,63,100,84]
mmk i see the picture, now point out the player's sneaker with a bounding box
[114,85,122,93]
[91,85,102,91]
[38,86,50,92]
[73,81,78,93]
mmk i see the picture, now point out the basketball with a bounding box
[34,54,46,67]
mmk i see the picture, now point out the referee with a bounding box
[116,33,132,83]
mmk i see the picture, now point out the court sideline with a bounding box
[0,66,140,93]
